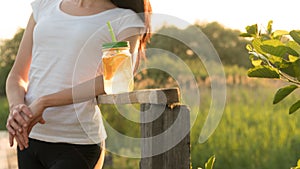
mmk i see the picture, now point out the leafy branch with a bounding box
[198,155,216,169]
[241,20,300,114]
[291,159,300,169]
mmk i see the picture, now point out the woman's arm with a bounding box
[8,32,139,151]
[26,35,141,128]
[39,35,140,108]
[6,14,35,149]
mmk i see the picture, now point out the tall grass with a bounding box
[191,86,300,169]
[0,84,299,169]
[102,84,300,169]
[0,97,8,130]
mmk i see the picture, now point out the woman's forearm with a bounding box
[39,75,105,109]
[6,14,35,110]
[6,74,27,109]
[33,35,140,109]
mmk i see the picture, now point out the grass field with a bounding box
[0,97,8,130]
[0,84,299,169]
[191,86,300,169]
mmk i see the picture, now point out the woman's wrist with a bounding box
[37,96,50,109]
[9,104,17,111]
[9,103,25,112]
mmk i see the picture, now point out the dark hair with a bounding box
[110,0,152,70]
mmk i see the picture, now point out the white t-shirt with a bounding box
[26,0,145,144]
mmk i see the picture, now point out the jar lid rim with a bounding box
[102,41,130,49]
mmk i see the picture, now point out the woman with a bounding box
[5,0,151,168]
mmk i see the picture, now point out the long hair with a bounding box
[110,0,152,70]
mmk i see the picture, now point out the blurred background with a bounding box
[0,0,299,169]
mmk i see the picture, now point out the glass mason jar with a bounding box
[102,41,134,94]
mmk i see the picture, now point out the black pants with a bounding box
[17,138,101,169]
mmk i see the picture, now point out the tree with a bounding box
[148,22,251,68]
[198,22,251,68]
[241,21,300,114]
[0,28,24,96]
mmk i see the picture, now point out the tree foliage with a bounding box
[147,22,251,68]
[0,28,24,96]
[241,21,300,114]
[0,22,252,96]
[198,22,250,67]
[140,22,251,88]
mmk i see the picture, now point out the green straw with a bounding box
[107,21,117,42]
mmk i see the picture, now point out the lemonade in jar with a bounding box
[102,41,134,94]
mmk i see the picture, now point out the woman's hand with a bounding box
[6,104,33,150]
[6,98,46,151]
[27,98,46,133]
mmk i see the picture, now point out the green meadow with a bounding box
[1,22,299,169]
[191,85,300,169]
[1,79,299,169]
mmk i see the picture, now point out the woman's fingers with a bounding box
[6,121,16,136]
[9,133,14,147]
[39,118,46,124]
[7,117,21,134]
[12,109,28,129]
[6,104,33,151]
[15,132,27,150]
[8,126,29,150]
[19,104,33,119]
[17,130,29,150]
[20,111,31,145]
[21,127,29,145]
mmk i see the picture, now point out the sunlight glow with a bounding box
[0,0,299,39]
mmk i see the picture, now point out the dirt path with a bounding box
[0,131,17,169]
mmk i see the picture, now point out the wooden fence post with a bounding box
[97,88,191,169]
[140,104,190,169]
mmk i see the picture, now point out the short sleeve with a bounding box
[31,0,55,22]
[115,9,145,40]
[31,0,43,22]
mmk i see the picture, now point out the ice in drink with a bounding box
[102,41,134,94]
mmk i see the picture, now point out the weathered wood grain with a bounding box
[97,88,180,105]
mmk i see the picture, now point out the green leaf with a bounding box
[267,20,273,34]
[290,30,300,45]
[252,38,265,54]
[279,61,296,77]
[273,85,298,104]
[246,44,253,51]
[273,30,289,37]
[240,33,252,38]
[268,55,283,67]
[294,59,300,80]
[261,34,271,41]
[247,66,280,78]
[281,59,300,80]
[251,59,262,66]
[261,45,287,57]
[289,55,299,62]
[261,39,284,46]
[287,41,300,56]
[205,155,216,169]
[289,100,300,114]
[260,40,287,57]
[245,24,258,37]
[279,60,300,79]
[286,47,299,57]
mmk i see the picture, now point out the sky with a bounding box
[0,0,299,40]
